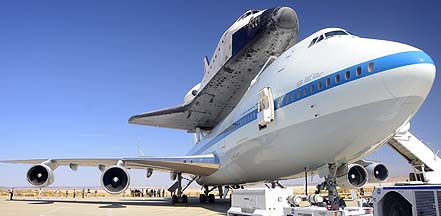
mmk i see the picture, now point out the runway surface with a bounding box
[0,197,230,216]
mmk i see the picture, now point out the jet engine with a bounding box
[26,164,55,187]
[336,164,368,189]
[365,162,389,183]
[100,166,130,194]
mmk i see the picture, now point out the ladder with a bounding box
[387,130,441,183]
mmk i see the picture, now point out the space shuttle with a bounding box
[129,7,299,133]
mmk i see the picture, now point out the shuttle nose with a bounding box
[273,7,298,29]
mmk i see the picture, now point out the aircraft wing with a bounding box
[1,154,220,176]
[129,47,261,132]
[128,103,204,131]
[129,85,237,132]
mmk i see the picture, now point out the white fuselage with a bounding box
[188,28,436,186]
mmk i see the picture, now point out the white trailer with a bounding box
[372,184,441,216]
[227,188,292,216]
[227,188,373,216]
[227,185,441,216]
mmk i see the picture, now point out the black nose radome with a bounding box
[274,7,298,29]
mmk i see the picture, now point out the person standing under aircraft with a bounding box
[9,188,14,200]
[37,188,43,199]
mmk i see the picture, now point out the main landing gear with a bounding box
[199,185,232,203]
[199,186,216,203]
[315,164,346,210]
[170,173,196,205]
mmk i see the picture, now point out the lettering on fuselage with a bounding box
[296,72,324,88]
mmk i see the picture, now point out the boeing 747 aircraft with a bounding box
[2,6,437,208]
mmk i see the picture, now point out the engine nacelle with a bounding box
[100,166,130,195]
[365,163,389,183]
[146,168,153,178]
[26,164,54,188]
[183,83,201,104]
[170,171,177,181]
[336,164,368,189]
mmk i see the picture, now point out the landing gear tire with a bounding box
[182,195,188,204]
[171,195,178,205]
[208,194,215,203]
[199,194,207,203]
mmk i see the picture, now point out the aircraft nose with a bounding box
[380,49,435,101]
[273,7,298,29]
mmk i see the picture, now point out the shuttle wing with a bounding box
[129,104,197,131]
[129,79,238,132]
[1,154,219,176]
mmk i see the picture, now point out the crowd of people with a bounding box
[64,188,98,199]
[130,188,167,197]
[6,187,168,200]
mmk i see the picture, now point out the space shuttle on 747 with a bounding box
[3,6,440,207]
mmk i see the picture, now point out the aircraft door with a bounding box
[258,87,274,130]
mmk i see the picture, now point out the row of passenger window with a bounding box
[234,111,257,128]
[278,62,375,108]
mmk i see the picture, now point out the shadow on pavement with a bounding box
[11,197,230,213]
[28,201,54,205]
[99,203,127,209]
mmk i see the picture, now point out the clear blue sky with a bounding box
[1,0,440,188]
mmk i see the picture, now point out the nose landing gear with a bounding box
[315,164,346,210]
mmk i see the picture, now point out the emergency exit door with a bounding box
[258,87,274,130]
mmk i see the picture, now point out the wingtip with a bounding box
[128,114,142,124]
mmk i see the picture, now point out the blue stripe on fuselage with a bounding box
[188,51,434,155]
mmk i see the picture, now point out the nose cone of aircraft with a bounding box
[274,7,298,29]
[379,43,436,101]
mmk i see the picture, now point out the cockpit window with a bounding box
[237,10,261,21]
[325,30,349,38]
[238,11,252,20]
[316,35,325,43]
[309,37,318,47]
[309,30,351,48]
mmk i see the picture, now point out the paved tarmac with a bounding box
[0,197,230,216]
